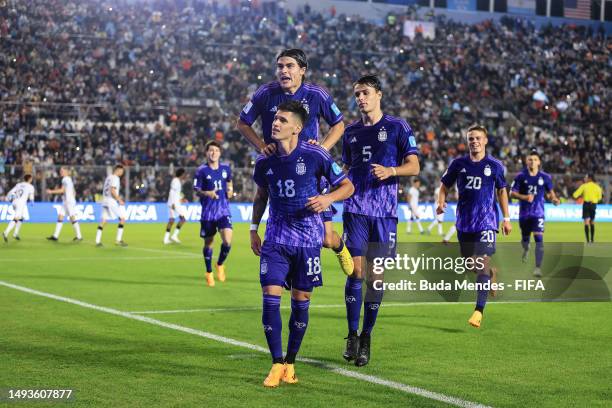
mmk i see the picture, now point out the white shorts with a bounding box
[168,203,186,219]
[102,199,127,221]
[12,203,27,219]
[58,201,78,219]
[409,205,421,219]
[435,213,444,222]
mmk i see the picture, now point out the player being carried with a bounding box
[194,141,233,287]
[341,75,420,366]
[406,177,424,234]
[3,174,35,242]
[237,48,353,276]
[250,100,354,387]
[96,164,128,247]
[164,168,189,244]
[437,125,511,329]
[510,151,560,277]
[46,167,82,242]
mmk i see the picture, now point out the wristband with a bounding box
[250,224,259,232]
[503,217,511,222]
[391,167,397,176]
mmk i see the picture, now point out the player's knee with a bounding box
[291,290,311,301]
[534,233,543,243]
[262,285,282,296]
[168,218,175,224]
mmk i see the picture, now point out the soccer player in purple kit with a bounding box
[237,48,354,276]
[341,75,420,367]
[437,124,512,329]
[194,141,234,287]
[510,151,560,277]
[250,101,354,387]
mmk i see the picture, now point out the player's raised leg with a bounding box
[216,223,233,282]
[322,218,353,276]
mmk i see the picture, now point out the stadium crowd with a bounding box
[0,0,609,202]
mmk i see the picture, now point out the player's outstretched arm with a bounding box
[236,118,267,153]
[250,187,269,256]
[510,190,534,203]
[436,183,449,215]
[497,188,512,235]
[371,154,419,181]
[306,178,354,213]
[320,121,345,152]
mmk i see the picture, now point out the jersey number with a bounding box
[213,180,223,191]
[527,185,537,195]
[466,176,482,190]
[362,146,372,162]
[306,257,321,276]
[480,230,495,243]
[276,179,295,198]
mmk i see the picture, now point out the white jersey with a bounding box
[62,176,76,204]
[167,177,182,206]
[103,174,121,202]
[8,182,35,207]
[408,186,420,209]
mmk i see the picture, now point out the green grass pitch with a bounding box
[1,222,611,407]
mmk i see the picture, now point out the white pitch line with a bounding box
[0,280,491,408]
[1,255,199,262]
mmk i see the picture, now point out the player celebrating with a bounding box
[46,167,82,242]
[164,168,188,244]
[237,48,353,276]
[250,101,354,387]
[3,174,35,242]
[437,124,511,329]
[510,151,560,277]
[406,177,424,234]
[572,174,603,243]
[342,75,420,367]
[194,141,233,287]
[426,182,444,236]
[96,165,128,247]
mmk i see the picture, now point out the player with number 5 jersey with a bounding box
[341,75,420,368]
[438,124,512,329]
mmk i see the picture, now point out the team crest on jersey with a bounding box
[296,157,306,175]
[222,170,228,179]
[300,98,310,114]
[538,177,544,186]
[378,127,387,142]
[484,165,492,177]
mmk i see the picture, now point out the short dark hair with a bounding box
[24,174,33,182]
[354,75,382,92]
[527,149,540,158]
[467,124,488,137]
[114,164,124,170]
[276,48,308,69]
[277,100,308,125]
[175,168,185,177]
[205,140,221,152]
[585,173,595,182]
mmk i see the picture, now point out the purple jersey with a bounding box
[441,155,507,233]
[240,81,343,144]
[194,163,232,221]
[253,141,347,247]
[342,114,418,218]
[511,170,553,219]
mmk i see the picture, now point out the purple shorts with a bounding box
[342,212,397,258]
[322,204,337,223]
[519,217,545,234]
[457,230,497,257]
[259,241,322,292]
[200,216,232,238]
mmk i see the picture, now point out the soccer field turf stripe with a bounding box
[1,255,200,262]
[0,280,491,408]
[129,301,540,315]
